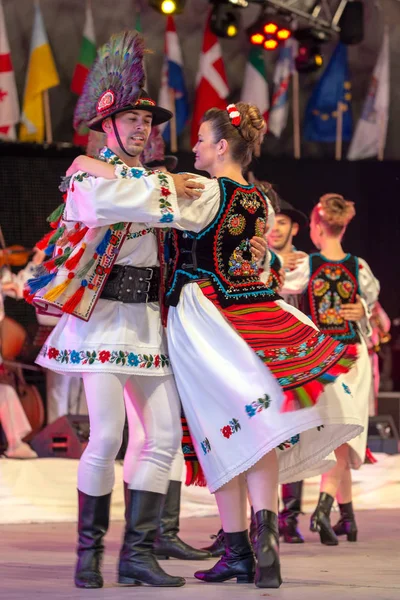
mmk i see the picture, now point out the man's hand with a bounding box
[340,295,366,322]
[171,173,204,200]
[66,156,115,179]
[250,235,267,262]
[282,251,305,271]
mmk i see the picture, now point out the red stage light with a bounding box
[277,28,291,40]
[250,33,265,45]
[264,22,278,34]
[264,39,278,50]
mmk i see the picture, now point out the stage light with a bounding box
[293,27,328,73]
[227,0,248,6]
[247,12,293,50]
[210,2,240,39]
[250,32,265,45]
[277,28,291,41]
[295,42,324,73]
[264,39,278,51]
[149,0,186,15]
[161,0,176,14]
[264,23,278,34]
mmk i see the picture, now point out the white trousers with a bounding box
[78,372,182,497]
[0,383,32,450]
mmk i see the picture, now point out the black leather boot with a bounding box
[118,489,185,587]
[202,528,225,557]
[153,480,211,560]
[310,492,338,546]
[74,490,111,589]
[254,510,282,588]
[279,481,304,544]
[249,506,258,548]
[195,530,255,583]
[333,502,358,542]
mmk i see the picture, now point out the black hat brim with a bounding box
[278,208,308,229]
[88,105,173,132]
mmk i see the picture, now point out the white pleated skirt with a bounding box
[167,283,364,493]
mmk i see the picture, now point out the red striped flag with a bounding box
[0,0,19,139]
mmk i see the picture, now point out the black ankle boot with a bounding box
[254,510,282,588]
[74,490,111,589]
[202,528,225,557]
[153,480,211,560]
[118,489,185,587]
[333,502,358,542]
[279,481,304,544]
[195,530,255,583]
[249,507,257,548]
[310,492,338,546]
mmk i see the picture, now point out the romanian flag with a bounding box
[71,0,96,146]
[19,1,59,143]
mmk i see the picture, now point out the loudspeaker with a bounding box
[368,414,399,455]
[339,2,364,45]
[30,415,90,458]
[378,392,400,435]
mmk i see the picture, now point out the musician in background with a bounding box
[0,276,37,459]
[3,248,87,423]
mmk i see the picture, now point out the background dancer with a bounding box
[281,193,380,545]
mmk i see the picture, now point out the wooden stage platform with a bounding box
[1,511,400,600]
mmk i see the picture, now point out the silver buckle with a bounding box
[145,267,153,281]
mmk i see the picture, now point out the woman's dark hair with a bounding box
[201,102,266,168]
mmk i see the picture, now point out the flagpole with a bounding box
[43,89,53,144]
[292,70,301,159]
[377,110,386,161]
[168,87,178,153]
[335,101,344,161]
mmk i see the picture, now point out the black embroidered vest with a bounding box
[165,178,280,307]
[304,253,361,344]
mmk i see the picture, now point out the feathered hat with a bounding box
[74,30,172,133]
[141,127,178,171]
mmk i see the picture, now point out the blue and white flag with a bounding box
[348,28,390,160]
[158,16,189,143]
[268,38,297,138]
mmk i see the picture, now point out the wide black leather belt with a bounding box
[100,264,159,303]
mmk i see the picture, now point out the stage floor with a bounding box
[1,452,400,524]
[1,511,400,599]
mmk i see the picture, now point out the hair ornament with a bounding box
[226,104,241,127]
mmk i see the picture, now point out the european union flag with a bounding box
[304,43,353,142]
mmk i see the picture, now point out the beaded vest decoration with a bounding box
[304,253,361,344]
[165,177,280,307]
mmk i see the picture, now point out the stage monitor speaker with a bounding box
[339,2,364,45]
[30,415,90,458]
[368,414,399,455]
[378,391,400,435]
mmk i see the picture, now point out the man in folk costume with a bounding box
[27,31,209,588]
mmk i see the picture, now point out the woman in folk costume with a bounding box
[281,194,380,545]
[26,31,216,589]
[64,102,364,589]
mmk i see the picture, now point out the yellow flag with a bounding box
[19,2,59,142]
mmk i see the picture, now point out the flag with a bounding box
[191,13,229,146]
[19,2,60,142]
[268,39,297,138]
[240,46,269,122]
[158,16,189,143]
[0,0,19,139]
[347,28,390,160]
[71,0,96,146]
[304,43,352,143]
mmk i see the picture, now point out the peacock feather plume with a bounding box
[74,30,146,132]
